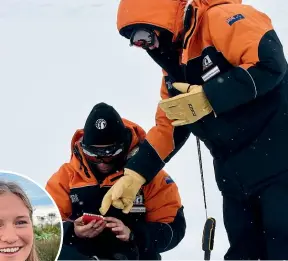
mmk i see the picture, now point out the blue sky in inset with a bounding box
[0,172,53,207]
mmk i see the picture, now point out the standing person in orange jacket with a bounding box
[99,0,288,259]
[45,102,186,260]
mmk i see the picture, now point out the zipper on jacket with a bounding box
[183,8,198,49]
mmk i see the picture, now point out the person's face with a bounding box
[95,162,114,174]
[82,143,126,175]
[91,145,117,174]
[0,192,33,261]
[129,29,160,50]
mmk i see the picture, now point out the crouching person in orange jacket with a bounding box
[45,102,186,260]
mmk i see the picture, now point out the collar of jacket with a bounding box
[182,0,242,63]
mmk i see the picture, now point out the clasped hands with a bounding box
[74,215,131,241]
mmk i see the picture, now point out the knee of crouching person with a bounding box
[174,206,187,244]
[164,206,186,251]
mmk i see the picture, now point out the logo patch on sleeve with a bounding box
[165,176,174,184]
[226,14,245,26]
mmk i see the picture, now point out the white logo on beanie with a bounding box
[95,119,107,129]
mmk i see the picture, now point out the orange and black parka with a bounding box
[45,118,186,259]
[117,0,288,194]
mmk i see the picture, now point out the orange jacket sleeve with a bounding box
[45,163,72,220]
[146,77,176,160]
[125,75,191,182]
[203,5,287,114]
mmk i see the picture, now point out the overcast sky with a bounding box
[0,171,54,206]
[0,0,287,259]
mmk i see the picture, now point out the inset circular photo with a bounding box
[0,170,62,261]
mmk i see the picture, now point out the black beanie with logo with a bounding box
[83,103,127,146]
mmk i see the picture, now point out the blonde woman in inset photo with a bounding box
[0,181,39,261]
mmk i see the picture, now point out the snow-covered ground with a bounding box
[0,0,287,259]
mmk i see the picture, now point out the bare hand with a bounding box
[74,216,106,239]
[104,217,131,242]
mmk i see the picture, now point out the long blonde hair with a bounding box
[0,181,39,261]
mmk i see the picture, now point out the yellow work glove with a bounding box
[158,83,213,126]
[99,168,146,215]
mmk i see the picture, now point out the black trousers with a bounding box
[58,244,93,260]
[58,244,131,260]
[223,174,288,260]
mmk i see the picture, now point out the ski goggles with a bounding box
[81,142,125,164]
[129,29,160,50]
